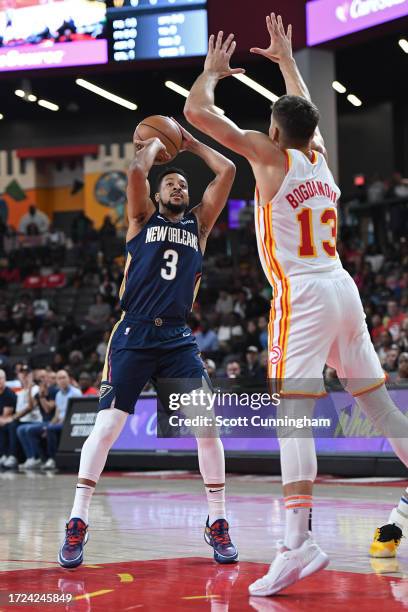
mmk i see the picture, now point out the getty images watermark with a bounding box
[166,389,332,431]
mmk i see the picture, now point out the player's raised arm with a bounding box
[172,119,235,249]
[250,13,327,159]
[126,137,171,239]
[184,32,277,164]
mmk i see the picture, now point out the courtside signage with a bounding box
[306,0,408,46]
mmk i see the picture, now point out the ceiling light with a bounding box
[27,94,37,102]
[233,73,278,102]
[399,38,408,54]
[0,113,3,120]
[332,81,346,94]
[15,89,25,98]
[165,80,224,115]
[76,78,137,110]
[347,94,362,107]
[38,99,59,111]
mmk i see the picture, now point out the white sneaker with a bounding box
[21,458,42,470]
[43,458,56,470]
[248,536,329,597]
[3,455,18,469]
[0,455,7,467]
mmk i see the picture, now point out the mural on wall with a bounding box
[0,143,134,231]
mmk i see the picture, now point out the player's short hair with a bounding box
[156,167,189,191]
[272,95,320,144]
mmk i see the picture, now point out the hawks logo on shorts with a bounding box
[269,345,283,365]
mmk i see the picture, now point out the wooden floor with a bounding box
[1,469,407,611]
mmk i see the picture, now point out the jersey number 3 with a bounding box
[161,249,179,280]
[297,208,337,258]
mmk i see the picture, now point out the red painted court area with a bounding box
[0,558,406,611]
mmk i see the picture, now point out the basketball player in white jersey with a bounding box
[185,14,408,596]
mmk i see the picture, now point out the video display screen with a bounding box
[0,0,108,72]
[107,0,207,62]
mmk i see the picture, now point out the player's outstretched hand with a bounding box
[250,13,292,64]
[204,31,245,79]
[170,118,198,152]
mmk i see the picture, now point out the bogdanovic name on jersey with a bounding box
[285,180,338,209]
[145,225,199,252]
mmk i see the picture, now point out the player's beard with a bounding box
[160,197,188,215]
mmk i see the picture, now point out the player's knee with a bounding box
[279,437,317,485]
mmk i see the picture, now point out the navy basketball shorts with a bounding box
[99,314,209,415]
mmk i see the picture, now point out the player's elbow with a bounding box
[184,103,206,128]
[223,160,236,180]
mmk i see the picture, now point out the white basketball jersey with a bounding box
[255,149,343,285]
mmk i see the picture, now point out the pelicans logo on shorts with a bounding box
[270,345,283,365]
[99,383,114,400]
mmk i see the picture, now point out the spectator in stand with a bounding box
[370,314,386,343]
[217,313,244,353]
[258,315,269,350]
[67,351,84,381]
[96,330,110,362]
[99,274,117,308]
[2,365,41,469]
[0,369,17,467]
[385,300,406,341]
[367,175,386,204]
[243,346,266,382]
[85,294,111,327]
[376,330,394,363]
[244,320,262,350]
[71,211,93,244]
[17,378,56,469]
[215,290,233,316]
[195,319,219,353]
[390,353,408,386]
[12,293,31,326]
[78,372,98,396]
[383,346,400,375]
[25,369,82,470]
[388,172,408,198]
[51,352,66,372]
[19,205,50,235]
[83,351,102,378]
[33,293,49,318]
[99,215,117,239]
[22,322,35,346]
[225,360,241,379]
[59,316,82,350]
[36,314,58,349]
[233,290,248,319]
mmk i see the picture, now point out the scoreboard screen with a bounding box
[107,0,207,62]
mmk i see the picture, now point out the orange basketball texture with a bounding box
[134,116,183,164]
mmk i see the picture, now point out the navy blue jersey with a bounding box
[119,211,203,320]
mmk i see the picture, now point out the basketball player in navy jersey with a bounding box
[58,122,239,568]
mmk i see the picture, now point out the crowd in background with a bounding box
[0,192,407,469]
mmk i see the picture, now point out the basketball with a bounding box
[134,115,183,164]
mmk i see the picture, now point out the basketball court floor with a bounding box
[1,470,407,611]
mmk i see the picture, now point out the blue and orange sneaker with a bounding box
[204,517,239,564]
[58,518,89,568]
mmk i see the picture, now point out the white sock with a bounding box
[195,436,226,524]
[387,487,408,533]
[206,486,226,525]
[69,484,94,525]
[283,495,313,550]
